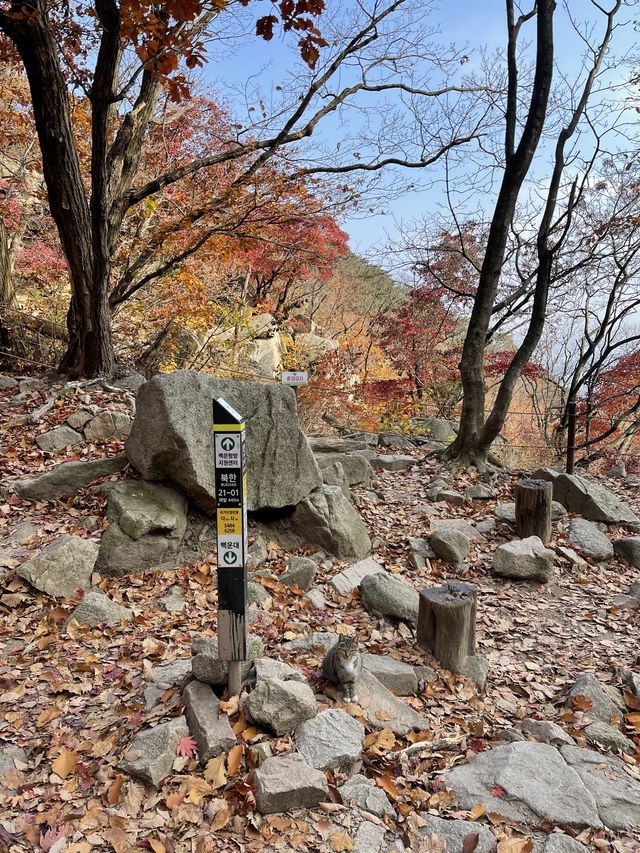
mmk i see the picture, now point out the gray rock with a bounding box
[18,377,45,394]
[284,632,339,652]
[17,535,98,598]
[459,655,489,691]
[14,455,127,501]
[319,460,351,500]
[431,518,486,542]
[112,372,146,393]
[5,521,40,544]
[0,745,27,775]
[556,546,588,569]
[542,836,589,853]
[371,455,415,472]
[308,436,368,453]
[36,426,83,453]
[492,536,554,583]
[340,774,393,818]
[247,742,273,766]
[534,469,639,525]
[295,708,364,773]
[182,680,236,761]
[355,670,428,735]
[354,820,386,853]
[247,534,268,568]
[96,481,188,577]
[304,588,327,610]
[567,519,613,561]
[436,489,466,506]
[560,744,640,830]
[70,590,132,626]
[144,659,191,710]
[613,536,640,568]
[120,716,189,788]
[520,718,574,746]
[247,581,271,608]
[316,452,372,486]
[346,431,379,447]
[378,431,415,450]
[245,679,317,736]
[362,654,417,695]
[408,537,435,560]
[84,410,132,442]
[475,518,496,535]
[430,528,470,566]
[465,484,495,500]
[567,674,625,724]
[253,658,306,684]
[253,753,328,814]
[414,665,438,685]
[416,418,458,444]
[192,635,264,686]
[612,581,640,610]
[414,816,497,853]
[161,585,186,613]
[608,464,627,479]
[495,501,567,524]
[584,721,635,754]
[289,485,371,560]
[280,556,316,591]
[126,372,321,512]
[0,375,18,390]
[66,410,93,431]
[360,572,419,625]
[625,474,640,486]
[442,742,602,828]
[331,557,384,595]
[619,666,640,701]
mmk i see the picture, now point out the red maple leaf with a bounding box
[490,784,507,799]
[176,735,198,758]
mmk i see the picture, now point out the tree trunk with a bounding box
[417,581,478,672]
[515,478,552,544]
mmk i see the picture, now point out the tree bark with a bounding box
[515,478,552,544]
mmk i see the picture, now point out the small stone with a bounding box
[608,464,627,479]
[192,635,264,686]
[36,426,83,453]
[409,553,427,571]
[436,489,466,506]
[280,556,316,591]
[247,534,268,568]
[330,557,385,595]
[247,742,272,766]
[354,820,386,853]
[613,536,640,568]
[584,721,635,755]
[182,680,236,761]
[120,716,189,788]
[19,377,45,394]
[360,572,419,625]
[355,670,428,735]
[458,655,489,690]
[0,745,27,775]
[414,816,498,853]
[475,518,496,535]
[161,585,187,613]
[556,546,588,569]
[431,518,486,542]
[465,484,495,500]
[430,528,470,566]
[0,375,18,390]
[6,521,40,545]
[339,774,394,818]
[295,708,364,773]
[408,537,435,559]
[371,454,415,472]
[17,535,99,598]
[245,679,317,736]
[303,588,326,610]
[543,836,589,853]
[284,632,338,652]
[519,718,574,746]
[413,665,438,685]
[144,659,191,710]
[567,674,625,724]
[253,753,329,814]
[84,410,132,441]
[14,455,127,501]
[70,590,132,626]
[66,409,93,430]
[492,536,554,583]
[378,431,415,449]
[247,581,271,609]
[362,654,418,695]
[567,519,613,561]
[253,658,306,684]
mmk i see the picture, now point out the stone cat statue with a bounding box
[322,636,363,703]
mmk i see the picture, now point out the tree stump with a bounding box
[417,582,478,673]
[515,478,552,544]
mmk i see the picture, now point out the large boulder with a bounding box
[245,679,317,736]
[613,536,640,567]
[315,452,372,486]
[252,753,328,814]
[17,535,99,597]
[415,418,457,445]
[288,485,371,559]
[295,708,364,774]
[533,470,639,525]
[125,372,321,512]
[360,572,419,625]
[492,536,554,582]
[120,716,189,788]
[14,455,127,500]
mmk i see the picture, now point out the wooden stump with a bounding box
[417,582,478,673]
[515,478,552,544]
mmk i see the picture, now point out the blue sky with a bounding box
[204,1,637,269]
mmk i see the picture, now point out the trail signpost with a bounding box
[281,370,308,387]
[213,397,248,695]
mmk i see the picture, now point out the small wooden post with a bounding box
[417,582,477,673]
[566,400,577,475]
[515,478,553,544]
[213,398,248,696]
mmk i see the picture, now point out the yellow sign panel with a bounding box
[217,507,243,536]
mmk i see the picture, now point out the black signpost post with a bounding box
[213,397,248,696]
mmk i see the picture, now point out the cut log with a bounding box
[417,582,478,673]
[515,478,552,544]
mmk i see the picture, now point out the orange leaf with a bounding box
[329,830,354,852]
[106,775,124,805]
[227,743,244,775]
[496,839,533,853]
[52,749,77,779]
[571,694,594,713]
